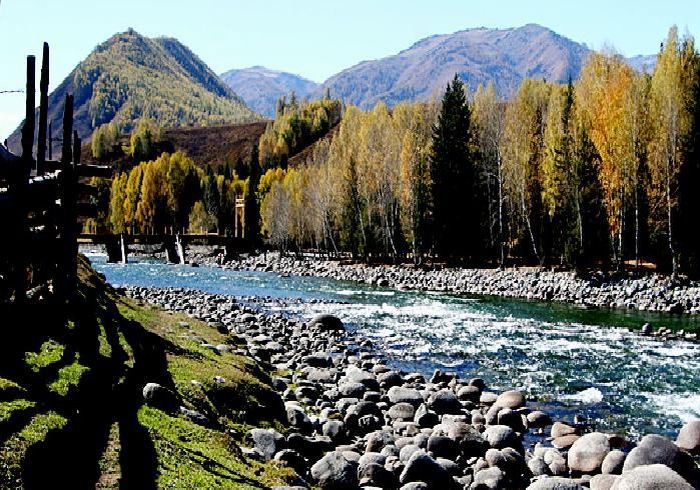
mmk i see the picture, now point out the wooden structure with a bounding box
[0,44,110,307]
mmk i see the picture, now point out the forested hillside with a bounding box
[257,27,700,277]
[6,29,259,154]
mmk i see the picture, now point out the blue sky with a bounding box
[1,0,698,140]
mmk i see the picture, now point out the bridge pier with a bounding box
[105,234,127,263]
[163,235,185,264]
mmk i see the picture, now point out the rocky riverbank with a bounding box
[217,253,700,329]
[123,285,700,490]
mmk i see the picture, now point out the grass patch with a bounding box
[48,358,90,396]
[24,340,65,372]
[0,400,35,424]
[17,411,68,444]
[139,405,295,489]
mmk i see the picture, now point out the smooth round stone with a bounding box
[552,434,580,450]
[610,464,693,489]
[310,451,359,490]
[527,410,553,428]
[601,450,626,475]
[568,432,611,473]
[551,422,577,438]
[457,384,481,402]
[590,474,620,490]
[387,402,416,421]
[676,420,700,453]
[388,386,424,406]
[483,425,517,449]
[526,478,586,489]
[480,392,499,405]
[495,390,525,409]
[473,466,505,489]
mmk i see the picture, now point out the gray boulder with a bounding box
[483,425,518,449]
[611,464,693,489]
[247,428,284,461]
[495,390,525,409]
[568,432,610,473]
[310,451,359,490]
[623,434,678,471]
[590,474,619,490]
[471,466,505,489]
[601,450,626,475]
[387,402,416,421]
[676,420,700,453]
[400,450,454,488]
[309,314,345,332]
[388,386,424,407]
[526,477,586,489]
[428,390,462,415]
[142,382,180,412]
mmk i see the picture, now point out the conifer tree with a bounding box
[430,74,479,262]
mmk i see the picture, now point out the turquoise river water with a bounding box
[88,255,700,441]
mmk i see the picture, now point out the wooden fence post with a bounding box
[56,94,75,305]
[37,43,49,174]
[12,55,36,304]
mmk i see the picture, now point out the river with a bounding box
[88,254,700,441]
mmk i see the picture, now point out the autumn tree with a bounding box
[501,78,550,263]
[648,27,697,275]
[473,83,506,265]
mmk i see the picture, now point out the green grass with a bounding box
[49,358,90,396]
[140,405,293,489]
[24,340,65,372]
[1,255,299,488]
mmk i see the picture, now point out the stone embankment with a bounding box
[124,285,700,490]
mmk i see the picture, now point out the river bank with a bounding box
[215,253,700,332]
[120,284,700,490]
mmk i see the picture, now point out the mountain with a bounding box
[219,66,318,118]
[626,54,657,73]
[318,24,591,108]
[6,29,259,155]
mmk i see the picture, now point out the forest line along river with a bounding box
[88,254,700,442]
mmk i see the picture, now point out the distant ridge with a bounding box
[6,29,259,154]
[220,66,318,118]
[317,24,590,108]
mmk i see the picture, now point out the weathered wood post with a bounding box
[37,42,49,174]
[48,121,52,161]
[56,94,76,305]
[12,55,36,304]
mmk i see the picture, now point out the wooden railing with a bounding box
[0,44,110,306]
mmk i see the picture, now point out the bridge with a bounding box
[78,233,250,264]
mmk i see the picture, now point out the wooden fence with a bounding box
[0,43,110,307]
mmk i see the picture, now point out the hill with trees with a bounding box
[6,29,260,155]
[219,66,318,118]
[317,24,645,108]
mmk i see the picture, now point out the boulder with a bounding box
[551,422,577,438]
[247,428,284,461]
[388,386,424,407]
[590,474,619,490]
[495,390,525,409]
[525,477,586,489]
[611,464,693,489]
[428,390,463,415]
[601,450,626,475]
[567,432,611,473]
[387,402,416,421]
[472,466,505,489]
[676,419,700,453]
[622,434,678,472]
[309,314,345,332]
[310,451,359,490]
[483,425,518,449]
[142,382,179,412]
[527,411,553,429]
[399,450,454,488]
[426,435,460,460]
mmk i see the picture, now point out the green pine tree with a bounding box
[430,74,479,262]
